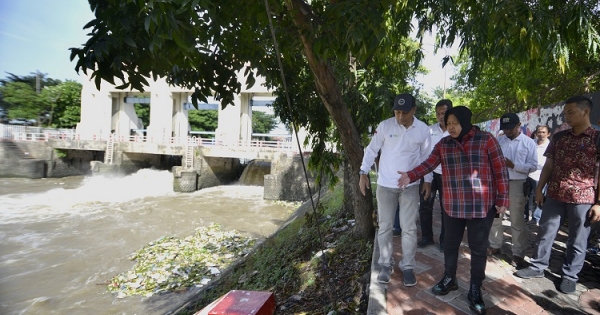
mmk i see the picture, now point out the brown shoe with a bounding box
[487,247,500,256]
[512,255,528,269]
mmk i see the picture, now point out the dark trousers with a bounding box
[419,173,444,242]
[443,207,496,286]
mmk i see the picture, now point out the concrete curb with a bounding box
[366,230,387,315]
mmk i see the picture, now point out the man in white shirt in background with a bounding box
[359,93,432,286]
[527,125,551,226]
[488,113,538,269]
[417,99,451,251]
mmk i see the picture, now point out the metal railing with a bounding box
[0,124,294,151]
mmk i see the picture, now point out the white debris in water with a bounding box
[107,223,255,297]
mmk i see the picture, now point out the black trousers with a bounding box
[419,172,444,242]
[442,206,496,286]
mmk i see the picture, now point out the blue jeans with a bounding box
[529,197,593,281]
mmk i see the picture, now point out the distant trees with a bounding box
[188,110,218,132]
[0,72,82,128]
[252,111,278,135]
[188,109,278,137]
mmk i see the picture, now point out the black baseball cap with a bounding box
[392,94,416,111]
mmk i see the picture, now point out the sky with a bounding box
[0,1,95,83]
[0,1,454,92]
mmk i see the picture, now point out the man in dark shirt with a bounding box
[515,95,600,294]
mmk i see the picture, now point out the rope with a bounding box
[263,0,337,308]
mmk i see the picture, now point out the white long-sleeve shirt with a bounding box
[361,116,432,189]
[497,132,538,180]
[429,122,449,175]
[528,139,550,181]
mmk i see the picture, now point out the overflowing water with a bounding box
[0,169,294,315]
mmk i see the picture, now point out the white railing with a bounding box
[0,124,293,152]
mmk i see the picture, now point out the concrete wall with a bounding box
[264,153,319,202]
[0,140,97,178]
[194,152,241,189]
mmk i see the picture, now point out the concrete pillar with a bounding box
[172,166,198,193]
[239,93,252,142]
[171,92,190,141]
[216,94,241,145]
[77,77,113,140]
[147,78,174,143]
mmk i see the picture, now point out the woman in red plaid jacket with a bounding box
[399,106,509,315]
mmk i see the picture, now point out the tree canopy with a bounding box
[71,0,600,239]
[0,73,81,127]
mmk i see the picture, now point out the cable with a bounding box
[263,0,337,309]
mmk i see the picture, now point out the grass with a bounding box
[176,181,373,315]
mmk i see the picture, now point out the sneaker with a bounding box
[559,278,576,294]
[403,269,417,287]
[511,255,528,269]
[417,239,434,248]
[468,285,486,315]
[431,275,458,295]
[514,267,544,279]
[377,265,393,284]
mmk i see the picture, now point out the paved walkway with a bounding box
[367,203,600,315]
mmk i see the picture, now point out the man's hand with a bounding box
[535,189,545,207]
[359,174,370,196]
[505,158,515,169]
[589,204,600,224]
[421,182,431,199]
[398,171,409,189]
[495,205,507,214]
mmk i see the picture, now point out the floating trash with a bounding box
[107,223,255,297]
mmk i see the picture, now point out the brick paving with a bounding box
[369,202,600,315]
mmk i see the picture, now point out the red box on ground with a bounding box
[208,290,275,315]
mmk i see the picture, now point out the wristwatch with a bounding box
[359,170,368,175]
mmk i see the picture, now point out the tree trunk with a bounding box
[285,0,375,240]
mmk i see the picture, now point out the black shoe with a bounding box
[417,239,434,248]
[559,278,576,294]
[468,285,486,314]
[511,256,529,270]
[431,275,458,295]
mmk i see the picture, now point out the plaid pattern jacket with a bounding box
[407,127,510,219]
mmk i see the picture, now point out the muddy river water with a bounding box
[0,169,294,315]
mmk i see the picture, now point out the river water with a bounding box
[0,169,294,315]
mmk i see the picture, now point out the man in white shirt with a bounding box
[418,99,451,251]
[488,113,538,269]
[359,93,432,286]
[527,125,551,225]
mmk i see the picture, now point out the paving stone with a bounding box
[378,199,600,315]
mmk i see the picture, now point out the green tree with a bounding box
[41,81,82,128]
[0,82,45,120]
[0,71,61,91]
[134,103,150,128]
[188,110,218,132]
[453,51,600,123]
[71,0,600,239]
[252,110,278,135]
